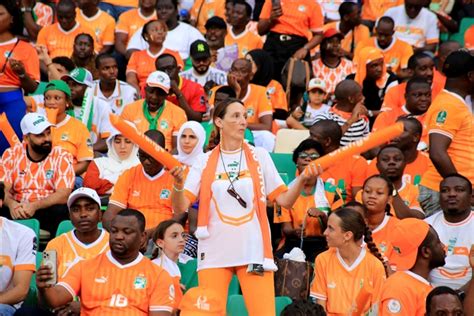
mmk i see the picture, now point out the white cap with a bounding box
[61,67,94,88]
[67,187,101,209]
[20,113,53,135]
[146,71,170,93]
[307,78,327,92]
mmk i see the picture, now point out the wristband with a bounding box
[21,7,33,12]
[173,184,184,192]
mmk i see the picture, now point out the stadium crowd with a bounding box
[0,0,473,314]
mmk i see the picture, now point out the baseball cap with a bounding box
[67,187,101,209]
[205,16,226,30]
[146,71,170,93]
[307,78,327,92]
[442,50,474,78]
[390,218,430,271]
[179,286,225,316]
[323,28,344,40]
[61,67,93,88]
[20,112,53,135]
[44,80,71,98]
[190,40,211,59]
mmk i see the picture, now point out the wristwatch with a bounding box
[21,7,33,12]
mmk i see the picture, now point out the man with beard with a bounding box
[204,16,239,73]
[37,209,175,315]
[0,113,74,234]
[425,174,473,291]
[379,218,446,315]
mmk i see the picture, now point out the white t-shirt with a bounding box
[179,67,228,87]
[316,0,346,20]
[425,211,474,290]
[127,22,205,60]
[302,103,330,127]
[91,80,138,115]
[384,5,439,48]
[152,254,181,278]
[184,146,285,270]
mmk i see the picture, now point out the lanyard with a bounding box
[143,100,165,130]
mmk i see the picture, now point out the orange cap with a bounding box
[390,218,430,270]
[179,286,225,316]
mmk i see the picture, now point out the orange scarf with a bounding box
[196,143,276,271]
[354,46,388,89]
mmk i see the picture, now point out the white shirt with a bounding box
[91,80,138,115]
[302,103,330,127]
[127,22,205,60]
[425,211,474,290]
[180,67,228,87]
[384,5,439,48]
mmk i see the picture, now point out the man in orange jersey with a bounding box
[37,209,175,316]
[420,51,474,216]
[189,0,226,34]
[360,0,403,27]
[379,218,446,316]
[44,187,109,316]
[425,287,464,316]
[309,119,367,203]
[104,130,175,235]
[155,54,207,122]
[1,113,74,235]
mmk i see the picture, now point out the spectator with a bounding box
[312,79,369,146]
[189,0,226,33]
[176,121,206,167]
[1,113,74,234]
[384,0,439,52]
[91,54,138,115]
[21,0,54,41]
[312,28,355,98]
[156,54,207,122]
[37,0,96,59]
[61,68,114,153]
[425,286,464,316]
[76,0,116,54]
[179,40,228,87]
[354,16,414,77]
[126,0,205,61]
[420,51,474,216]
[83,132,139,196]
[324,2,370,59]
[121,71,186,151]
[287,78,330,129]
[227,58,274,151]
[361,0,403,28]
[178,286,225,315]
[225,0,263,58]
[43,187,109,316]
[309,119,367,202]
[71,33,99,79]
[115,0,157,57]
[127,20,182,94]
[246,49,288,117]
[425,174,473,290]
[105,130,175,234]
[204,16,239,73]
[258,0,324,81]
[274,139,332,262]
[317,0,345,23]
[281,299,327,316]
[0,0,40,154]
[0,217,37,316]
[379,218,446,315]
[310,208,386,314]
[435,41,461,80]
[37,209,175,315]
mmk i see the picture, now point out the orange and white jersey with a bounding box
[425,211,474,290]
[312,58,355,95]
[58,251,175,315]
[76,9,116,52]
[152,254,183,307]
[33,2,54,27]
[310,247,386,315]
[372,215,400,261]
[224,28,264,58]
[45,229,110,278]
[0,217,37,293]
[241,84,273,124]
[184,146,286,270]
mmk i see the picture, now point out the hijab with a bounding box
[354,47,388,89]
[175,121,206,166]
[247,49,274,87]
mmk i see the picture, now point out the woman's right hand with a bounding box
[170,166,185,188]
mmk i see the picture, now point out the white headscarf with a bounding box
[94,132,140,190]
[175,121,206,166]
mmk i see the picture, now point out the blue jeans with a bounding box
[0,90,26,155]
[418,185,441,217]
[0,303,16,316]
[98,2,134,20]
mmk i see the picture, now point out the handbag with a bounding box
[274,256,313,300]
[281,57,311,105]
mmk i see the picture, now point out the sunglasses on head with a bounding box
[227,185,247,208]
[298,152,320,160]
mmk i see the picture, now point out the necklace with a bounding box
[219,146,247,208]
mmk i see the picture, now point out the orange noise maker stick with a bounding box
[109,114,182,170]
[305,122,404,174]
[0,113,20,147]
[45,107,59,124]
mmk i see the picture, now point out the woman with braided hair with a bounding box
[310,208,386,315]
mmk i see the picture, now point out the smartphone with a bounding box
[42,250,57,286]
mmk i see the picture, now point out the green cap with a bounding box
[61,67,93,87]
[44,80,71,97]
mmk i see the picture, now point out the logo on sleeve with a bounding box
[387,299,401,314]
[436,110,447,124]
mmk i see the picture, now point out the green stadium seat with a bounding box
[270,153,296,183]
[201,121,255,148]
[15,219,40,241]
[178,259,199,292]
[227,295,292,316]
[55,220,103,237]
[23,252,42,307]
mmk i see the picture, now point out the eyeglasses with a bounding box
[227,185,247,208]
[298,152,320,160]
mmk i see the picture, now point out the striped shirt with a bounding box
[313,107,370,146]
[179,67,228,87]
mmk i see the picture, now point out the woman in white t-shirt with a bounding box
[170,98,321,315]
